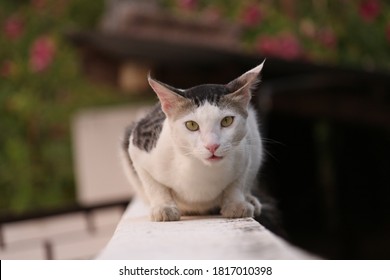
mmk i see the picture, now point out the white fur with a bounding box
[126,105,262,220]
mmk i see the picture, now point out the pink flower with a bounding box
[29,36,56,73]
[177,0,197,10]
[257,36,279,57]
[241,4,262,27]
[359,0,380,22]
[257,34,302,60]
[3,15,24,40]
[278,34,302,60]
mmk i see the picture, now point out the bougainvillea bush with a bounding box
[0,0,129,216]
[164,0,390,71]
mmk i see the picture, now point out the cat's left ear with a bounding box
[225,60,265,108]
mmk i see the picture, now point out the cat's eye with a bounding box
[185,120,199,131]
[221,116,234,127]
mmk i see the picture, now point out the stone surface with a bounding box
[90,206,124,230]
[97,198,317,259]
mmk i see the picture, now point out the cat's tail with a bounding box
[254,189,288,239]
[121,124,135,173]
[120,124,147,201]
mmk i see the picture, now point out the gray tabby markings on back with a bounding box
[131,104,166,152]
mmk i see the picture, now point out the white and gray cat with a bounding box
[122,61,266,222]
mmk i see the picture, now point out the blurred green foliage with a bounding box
[1,0,390,218]
[0,0,136,217]
[164,0,390,71]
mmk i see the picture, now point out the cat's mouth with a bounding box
[207,155,223,162]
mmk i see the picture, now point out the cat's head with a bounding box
[148,61,264,165]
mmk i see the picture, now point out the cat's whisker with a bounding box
[261,138,286,146]
[262,148,280,164]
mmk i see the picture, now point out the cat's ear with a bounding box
[225,60,265,108]
[148,74,189,117]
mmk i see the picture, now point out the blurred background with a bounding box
[0,0,389,259]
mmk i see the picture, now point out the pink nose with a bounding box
[205,144,220,154]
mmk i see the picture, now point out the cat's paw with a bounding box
[221,201,255,218]
[151,205,181,222]
[246,194,262,216]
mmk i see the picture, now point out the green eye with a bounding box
[185,120,199,131]
[221,116,234,127]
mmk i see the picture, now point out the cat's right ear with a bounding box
[148,74,188,117]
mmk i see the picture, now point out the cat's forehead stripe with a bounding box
[181,84,230,106]
[178,84,248,118]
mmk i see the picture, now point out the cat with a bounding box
[122,61,267,222]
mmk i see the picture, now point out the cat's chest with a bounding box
[155,155,243,202]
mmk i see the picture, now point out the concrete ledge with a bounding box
[97,197,316,259]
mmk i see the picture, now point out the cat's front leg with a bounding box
[150,204,180,222]
[220,184,255,218]
[138,169,180,222]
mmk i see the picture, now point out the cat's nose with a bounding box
[205,144,220,154]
